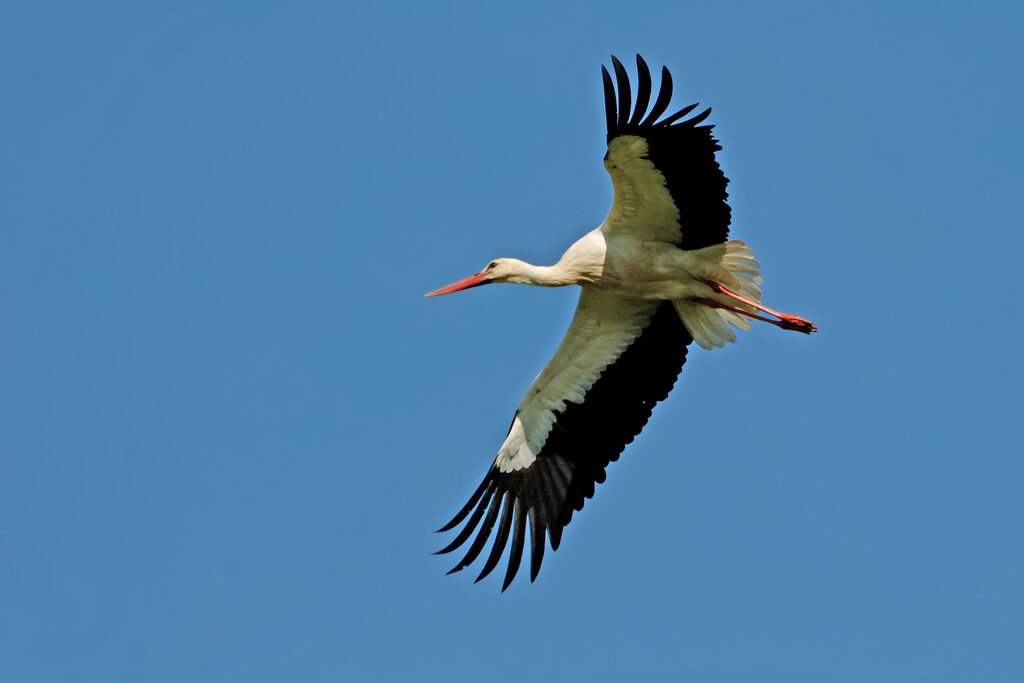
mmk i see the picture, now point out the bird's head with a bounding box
[424,258,528,297]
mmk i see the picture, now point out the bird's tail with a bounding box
[673,240,763,350]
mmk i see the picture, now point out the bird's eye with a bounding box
[487,262,497,270]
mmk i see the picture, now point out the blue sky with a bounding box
[3,1,1022,681]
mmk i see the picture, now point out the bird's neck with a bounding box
[510,262,579,287]
[508,234,605,287]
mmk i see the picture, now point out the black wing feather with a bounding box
[607,55,731,250]
[601,66,616,142]
[639,65,673,127]
[628,55,652,126]
[436,487,492,556]
[475,491,515,583]
[611,56,631,131]
[447,488,503,574]
[528,505,546,582]
[438,302,691,590]
[657,102,700,127]
[503,501,527,591]
[436,478,487,532]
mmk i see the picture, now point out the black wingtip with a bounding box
[610,55,631,131]
[548,523,563,551]
[434,536,465,556]
[474,490,514,584]
[436,478,489,532]
[601,65,616,140]
[445,490,503,574]
[528,508,545,582]
[640,66,673,127]
[628,55,652,127]
[687,107,713,126]
[434,487,494,555]
[501,502,527,591]
[657,102,699,128]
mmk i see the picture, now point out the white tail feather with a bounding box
[675,240,762,350]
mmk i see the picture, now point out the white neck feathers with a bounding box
[508,261,579,287]
[499,229,605,288]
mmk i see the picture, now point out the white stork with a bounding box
[427,56,815,590]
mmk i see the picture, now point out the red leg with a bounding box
[695,280,817,334]
[690,298,813,333]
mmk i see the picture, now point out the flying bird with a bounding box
[427,55,815,590]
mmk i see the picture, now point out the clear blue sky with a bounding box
[3,1,1022,681]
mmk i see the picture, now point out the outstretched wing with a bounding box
[437,290,692,590]
[600,55,732,251]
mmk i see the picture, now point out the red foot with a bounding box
[776,314,817,334]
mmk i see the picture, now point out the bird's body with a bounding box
[427,56,815,590]
[483,230,748,300]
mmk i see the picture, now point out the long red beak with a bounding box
[424,272,489,297]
